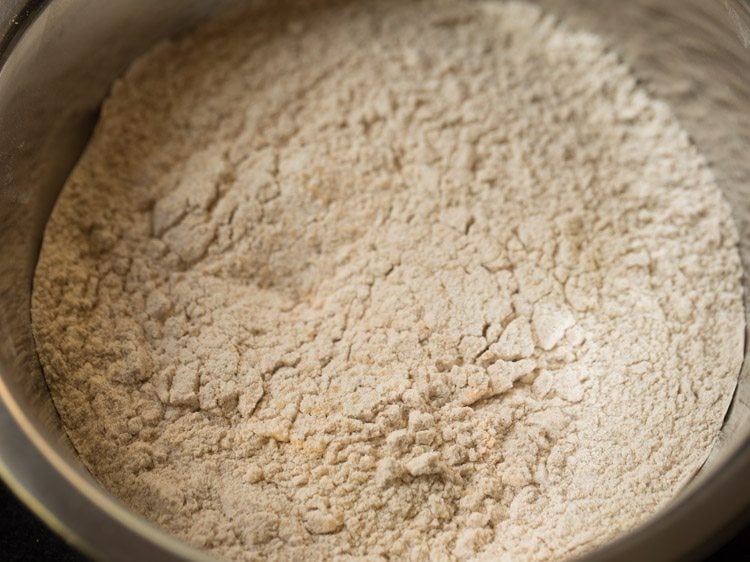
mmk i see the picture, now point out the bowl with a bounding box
[1,1,750,560]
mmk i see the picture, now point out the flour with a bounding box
[31,0,745,560]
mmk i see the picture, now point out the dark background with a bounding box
[1,481,748,561]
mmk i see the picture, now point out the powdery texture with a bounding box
[32,1,745,560]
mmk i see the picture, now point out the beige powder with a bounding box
[32,1,745,560]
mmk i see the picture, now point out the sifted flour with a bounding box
[32,0,745,560]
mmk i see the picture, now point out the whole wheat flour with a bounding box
[31,1,745,560]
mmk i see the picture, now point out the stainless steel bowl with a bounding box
[1,1,750,560]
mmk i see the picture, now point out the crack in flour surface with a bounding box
[31,1,745,560]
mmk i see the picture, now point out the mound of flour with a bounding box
[32,1,744,560]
